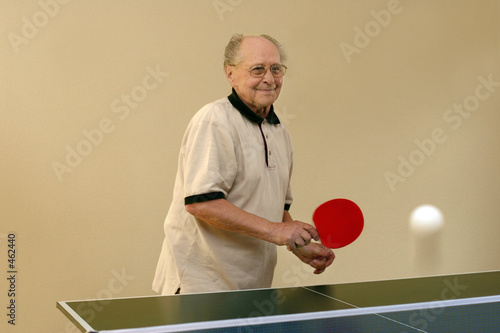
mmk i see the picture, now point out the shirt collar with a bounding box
[228,88,281,125]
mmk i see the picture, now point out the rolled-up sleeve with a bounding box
[182,118,237,205]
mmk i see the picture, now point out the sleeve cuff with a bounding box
[184,192,226,205]
[284,203,291,211]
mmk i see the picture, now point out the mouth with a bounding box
[257,87,276,93]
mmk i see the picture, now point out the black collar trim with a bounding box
[228,89,281,125]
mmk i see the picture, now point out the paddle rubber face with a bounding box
[312,198,364,249]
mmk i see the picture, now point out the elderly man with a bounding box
[153,34,334,295]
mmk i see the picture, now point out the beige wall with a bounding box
[1,0,500,331]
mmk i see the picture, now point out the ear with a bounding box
[225,65,235,87]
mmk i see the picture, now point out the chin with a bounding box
[257,98,277,108]
[258,91,279,101]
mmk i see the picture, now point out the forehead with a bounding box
[238,36,281,65]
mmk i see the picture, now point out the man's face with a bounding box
[225,36,283,115]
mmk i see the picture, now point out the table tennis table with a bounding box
[57,270,500,332]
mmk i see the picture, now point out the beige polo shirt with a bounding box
[153,90,293,294]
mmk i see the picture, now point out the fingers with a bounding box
[302,223,320,242]
[313,253,334,269]
[308,246,335,274]
[294,222,318,248]
[289,241,335,274]
[300,230,312,246]
[307,257,326,274]
[314,268,326,274]
[288,238,306,251]
[281,220,320,251]
[288,231,311,250]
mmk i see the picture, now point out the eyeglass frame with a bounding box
[230,63,288,78]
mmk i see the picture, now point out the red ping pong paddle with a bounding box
[312,198,364,249]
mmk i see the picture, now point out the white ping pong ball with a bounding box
[409,205,444,236]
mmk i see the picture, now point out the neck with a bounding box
[254,107,270,119]
[228,89,280,125]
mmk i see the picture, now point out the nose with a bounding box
[261,68,275,84]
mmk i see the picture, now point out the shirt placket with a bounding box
[259,120,276,170]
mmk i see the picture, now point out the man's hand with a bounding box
[271,220,320,251]
[291,243,335,274]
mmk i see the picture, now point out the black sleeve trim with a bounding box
[184,192,226,205]
[284,203,291,211]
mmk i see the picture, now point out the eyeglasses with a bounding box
[233,64,287,78]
